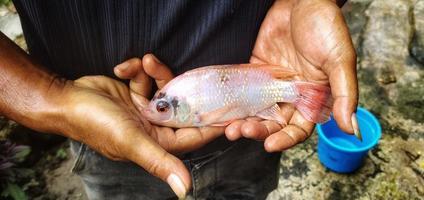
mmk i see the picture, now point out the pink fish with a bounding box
[142,64,332,128]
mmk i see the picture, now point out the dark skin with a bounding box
[0,36,215,198]
[0,0,357,198]
[225,0,358,151]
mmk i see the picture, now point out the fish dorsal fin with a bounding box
[184,64,298,79]
[256,104,287,125]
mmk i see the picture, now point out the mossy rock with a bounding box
[395,78,424,123]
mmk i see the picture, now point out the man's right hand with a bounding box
[59,55,225,198]
[0,31,223,198]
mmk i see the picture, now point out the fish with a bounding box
[142,64,333,128]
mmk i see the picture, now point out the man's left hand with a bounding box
[225,0,358,152]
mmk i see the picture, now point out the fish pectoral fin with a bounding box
[256,104,287,125]
[210,120,235,127]
[197,104,237,126]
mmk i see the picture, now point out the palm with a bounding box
[74,76,221,156]
[225,0,357,151]
[113,55,224,154]
[250,0,344,84]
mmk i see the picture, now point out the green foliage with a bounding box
[0,141,32,200]
[12,147,30,163]
[55,148,68,160]
[0,0,11,6]
[1,184,27,200]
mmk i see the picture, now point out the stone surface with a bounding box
[361,0,412,84]
[267,135,424,200]
[267,0,424,199]
[40,148,88,200]
[0,5,22,41]
[411,0,424,64]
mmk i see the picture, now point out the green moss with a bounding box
[373,175,409,200]
[357,68,391,115]
[0,0,11,6]
[395,78,424,122]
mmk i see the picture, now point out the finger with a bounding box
[225,120,245,141]
[240,120,278,140]
[327,58,357,134]
[130,92,150,112]
[279,103,296,124]
[114,57,152,97]
[322,19,358,134]
[264,111,314,152]
[249,55,267,64]
[234,103,292,141]
[240,120,268,140]
[114,58,142,79]
[239,104,290,140]
[124,129,190,198]
[173,126,225,153]
[142,54,174,89]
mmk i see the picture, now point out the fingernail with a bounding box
[116,62,129,72]
[150,54,164,65]
[167,173,187,199]
[351,113,362,141]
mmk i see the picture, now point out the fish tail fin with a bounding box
[293,81,333,123]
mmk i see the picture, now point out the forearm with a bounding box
[0,32,69,133]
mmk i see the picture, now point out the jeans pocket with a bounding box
[70,141,88,174]
[191,142,239,170]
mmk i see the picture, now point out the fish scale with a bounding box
[143,64,332,127]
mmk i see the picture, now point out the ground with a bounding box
[1,0,423,199]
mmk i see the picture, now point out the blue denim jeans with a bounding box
[70,136,281,200]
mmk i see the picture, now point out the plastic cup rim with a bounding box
[317,107,382,153]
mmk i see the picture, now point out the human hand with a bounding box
[113,54,224,154]
[225,0,358,151]
[61,54,223,198]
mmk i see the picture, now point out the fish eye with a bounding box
[156,101,170,113]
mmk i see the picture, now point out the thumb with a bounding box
[114,57,152,97]
[324,48,358,135]
[318,7,359,136]
[125,130,191,198]
[142,54,174,89]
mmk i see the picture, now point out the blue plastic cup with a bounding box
[316,107,382,173]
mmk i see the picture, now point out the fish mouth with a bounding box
[140,108,172,124]
[141,108,156,121]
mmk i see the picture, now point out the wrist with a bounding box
[25,76,75,135]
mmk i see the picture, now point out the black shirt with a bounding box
[13,0,275,157]
[13,0,274,79]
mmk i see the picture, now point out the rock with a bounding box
[342,0,372,53]
[0,5,22,41]
[411,0,424,64]
[366,137,424,199]
[360,0,412,84]
[357,0,424,124]
[267,134,424,200]
[268,0,424,199]
[42,148,88,200]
